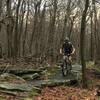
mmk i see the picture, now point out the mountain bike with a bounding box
[61,54,72,76]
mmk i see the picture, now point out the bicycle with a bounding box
[61,54,72,76]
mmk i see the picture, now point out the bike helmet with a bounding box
[64,37,69,43]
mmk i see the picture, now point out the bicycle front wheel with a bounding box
[61,60,67,76]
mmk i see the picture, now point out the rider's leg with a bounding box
[61,60,65,76]
[68,56,72,71]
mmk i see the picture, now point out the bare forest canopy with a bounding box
[0,0,100,62]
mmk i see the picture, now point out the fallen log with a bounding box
[0,73,26,83]
[22,73,40,80]
[0,69,44,76]
[0,90,17,96]
[10,69,44,76]
[0,82,31,92]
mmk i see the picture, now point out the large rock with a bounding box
[0,73,25,83]
[72,64,82,72]
[0,73,32,91]
[33,79,78,87]
[0,82,31,91]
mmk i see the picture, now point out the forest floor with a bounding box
[34,62,100,100]
[0,59,99,100]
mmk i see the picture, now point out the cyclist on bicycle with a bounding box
[60,37,75,56]
[60,37,75,75]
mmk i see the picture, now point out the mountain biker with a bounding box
[60,37,75,55]
[60,37,75,73]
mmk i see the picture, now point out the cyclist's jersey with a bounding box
[62,42,73,55]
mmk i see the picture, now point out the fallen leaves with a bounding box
[34,86,97,100]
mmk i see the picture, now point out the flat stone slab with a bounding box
[72,64,82,72]
[32,79,77,87]
[0,82,31,92]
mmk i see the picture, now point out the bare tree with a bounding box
[6,0,14,58]
[29,0,42,54]
[62,0,71,41]
[47,0,57,61]
[0,0,100,64]
[80,0,89,88]
[22,1,30,56]
[90,7,93,60]
[14,0,21,57]
[0,0,2,31]
[18,0,26,56]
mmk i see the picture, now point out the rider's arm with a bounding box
[60,48,62,54]
[71,45,75,54]
[60,44,64,54]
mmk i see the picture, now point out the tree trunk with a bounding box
[38,3,46,55]
[0,0,2,30]
[47,0,57,62]
[23,1,29,56]
[80,0,89,88]
[29,3,38,54]
[6,0,14,58]
[14,0,21,58]
[90,11,93,60]
[18,0,26,57]
[61,0,71,43]
[68,17,75,39]
[92,0,99,64]
[0,0,2,16]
